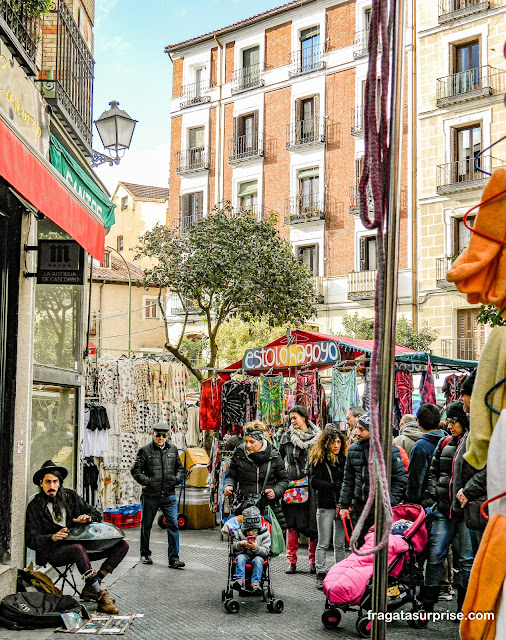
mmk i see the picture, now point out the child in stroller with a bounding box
[221,506,284,614]
[321,504,429,637]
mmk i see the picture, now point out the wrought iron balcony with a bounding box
[35,0,94,156]
[231,63,264,94]
[0,0,38,74]
[348,270,377,300]
[436,257,457,288]
[169,294,199,316]
[286,117,326,149]
[349,186,374,215]
[440,338,482,361]
[175,147,211,174]
[179,212,203,236]
[351,106,365,136]
[436,66,501,107]
[285,193,327,224]
[180,80,211,109]
[353,28,370,59]
[228,133,264,163]
[313,276,324,304]
[438,0,490,23]
[232,204,265,219]
[436,156,498,195]
[288,44,326,77]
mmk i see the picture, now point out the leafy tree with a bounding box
[135,208,316,381]
[476,304,506,327]
[341,313,438,351]
[13,0,52,18]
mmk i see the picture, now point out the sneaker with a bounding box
[97,589,119,614]
[439,584,454,601]
[169,559,185,569]
[232,578,245,591]
[250,583,262,595]
[141,555,153,565]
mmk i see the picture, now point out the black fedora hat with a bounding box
[33,460,68,486]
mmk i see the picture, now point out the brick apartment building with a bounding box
[165,0,414,338]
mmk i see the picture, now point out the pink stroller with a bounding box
[321,504,429,637]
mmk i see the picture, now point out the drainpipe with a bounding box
[214,34,224,206]
[411,0,418,330]
[98,281,105,358]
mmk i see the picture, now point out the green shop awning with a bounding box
[50,135,116,229]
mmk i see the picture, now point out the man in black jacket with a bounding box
[25,460,127,613]
[131,423,185,568]
[339,412,407,547]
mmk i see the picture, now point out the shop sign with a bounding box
[37,240,85,285]
[0,47,49,157]
[243,340,339,370]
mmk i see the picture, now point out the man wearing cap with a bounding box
[339,412,408,547]
[25,460,128,613]
[131,423,185,568]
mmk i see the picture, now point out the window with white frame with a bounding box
[297,244,319,276]
[237,181,258,211]
[359,235,378,271]
[144,297,160,320]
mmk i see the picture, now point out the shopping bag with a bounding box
[266,505,286,558]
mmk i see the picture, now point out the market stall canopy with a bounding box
[395,352,478,369]
[0,118,106,261]
[225,330,418,376]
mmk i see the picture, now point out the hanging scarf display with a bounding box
[395,370,414,415]
[420,357,437,405]
[330,368,359,424]
[258,374,285,428]
[295,370,320,423]
[200,377,224,432]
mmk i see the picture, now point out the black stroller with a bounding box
[222,514,284,614]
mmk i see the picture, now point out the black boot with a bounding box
[456,586,467,619]
[418,585,439,613]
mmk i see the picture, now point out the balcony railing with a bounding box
[231,63,264,94]
[348,270,377,300]
[285,193,327,224]
[232,204,265,219]
[440,338,482,361]
[438,0,490,23]
[349,186,374,215]
[436,66,501,107]
[436,156,499,195]
[288,44,326,77]
[228,133,264,163]
[313,276,325,304]
[169,294,199,316]
[0,0,38,74]
[180,80,211,109]
[436,257,457,288]
[35,0,94,155]
[176,147,211,174]
[351,106,365,136]
[179,213,203,236]
[353,28,370,59]
[286,117,326,149]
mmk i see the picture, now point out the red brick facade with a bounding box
[265,21,291,70]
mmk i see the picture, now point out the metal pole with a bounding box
[370,0,407,637]
[106,246,132,357]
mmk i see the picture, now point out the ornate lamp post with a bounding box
[92,101,137,168]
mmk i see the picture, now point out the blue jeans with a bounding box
[140,493,179,562]
[315,508,346,572]
[424,509,474,589]
[234,554,264,584]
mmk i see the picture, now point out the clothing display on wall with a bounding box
[258,374,284,428]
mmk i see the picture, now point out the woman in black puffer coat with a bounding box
[421,401,474,615]
[279,405,321,574]
[224,422,288,530]
[309,426,347,588]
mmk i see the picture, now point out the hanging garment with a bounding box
[102,435,121,469]
[149,362,163,404]
[160,361,172,403]
[420,357,436,406]
[166,363,189,433]
[362,369,371,411]
[118,358,136,402]
[258,374,285,428]
[221,380,249,433]
[147,403,162,430]
[119,401,137,433]
[120,432,138,471]
[136,402,150,433]
[200,377,224,432]
[395,370,414,416]
[97,358,119,404]
[103,403,120,437]
[442,373,462,405]
[330,368,359,424]
[186,406,201,447]
[118,469,142,506]
[83,460,99,507]
[98,465,121,510]
[244,380,258,424]
[295,371,320,423]
[134,360,150,402]
[319,386,328,427]
[87,405,110,431]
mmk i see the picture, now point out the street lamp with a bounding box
[91,101,137,168]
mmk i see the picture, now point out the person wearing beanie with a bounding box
[231,506,271,594]
[338,411,408,548]
[131,423,185,568]
[461,370,476,413]
[420,401,474,616]
[25,461,128,613]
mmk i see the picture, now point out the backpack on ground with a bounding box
[0,592,86,630]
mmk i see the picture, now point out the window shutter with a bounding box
[359,237,367,271]
[253,111,259,149]
[355,157,364,188]
[451,217,460,256]
[180,194,189,232]
[233,117,238,156]
[197,192,204,221]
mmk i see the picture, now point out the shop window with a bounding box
[297,244,319,276]
[117,236,124,252]
[359,235,378,271]
[451,215,475,257]
[144,297,159,320]
[30,385,76,495]
[237,181,258,211]
[121,196,128,210]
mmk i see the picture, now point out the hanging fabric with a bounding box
[442,373,464,405]
[200,377,224,432]
[295,370,320,423]
[362,369,371,411]
[258,374,285,428]
[420,357,436,405]
[330,368,359,424]
[395,370,414,415]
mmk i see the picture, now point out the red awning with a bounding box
[0,118,105,261]
[225,330,418,376]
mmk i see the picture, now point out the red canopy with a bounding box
[225,330,417,376]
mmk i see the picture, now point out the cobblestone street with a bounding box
[0,525,463,640]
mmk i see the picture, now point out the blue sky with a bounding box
[93,0,281,192]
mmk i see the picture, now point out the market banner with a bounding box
[49,134,116,228]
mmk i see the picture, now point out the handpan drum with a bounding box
[63,521,124,552]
